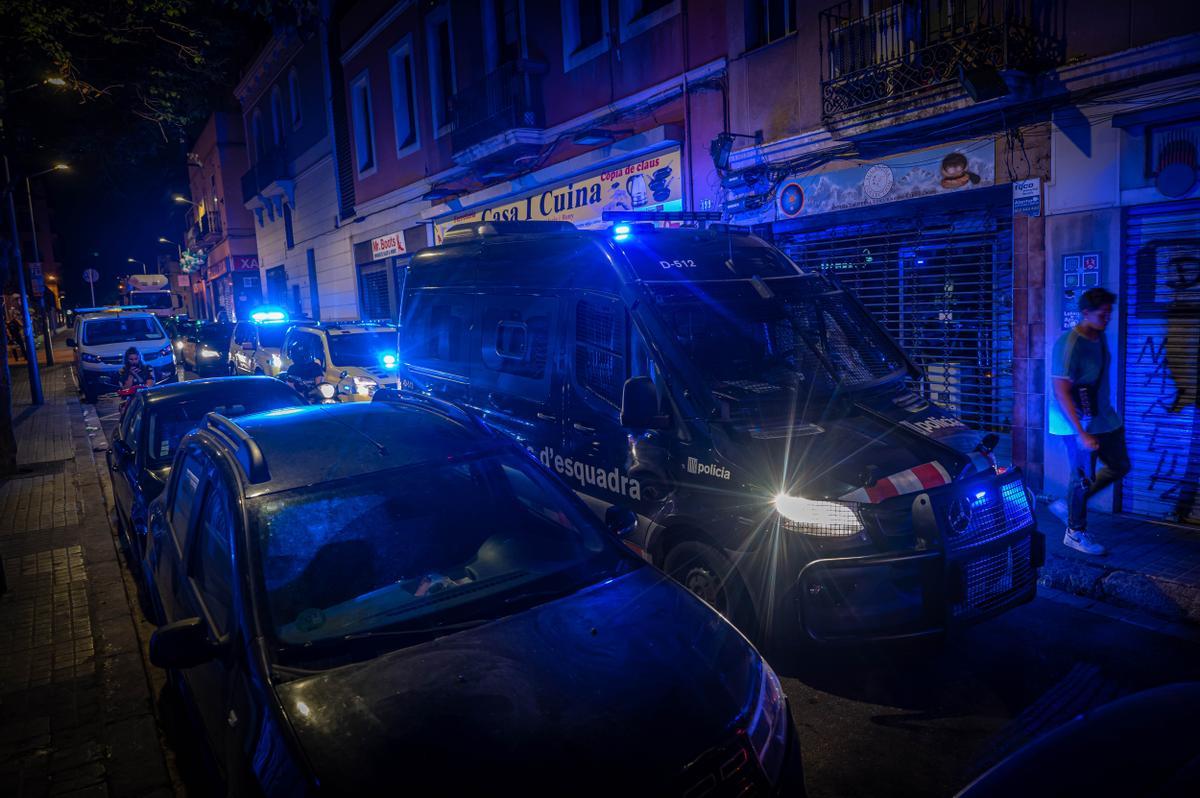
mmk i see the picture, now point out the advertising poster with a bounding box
[434,148,683,243]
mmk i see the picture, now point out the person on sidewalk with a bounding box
[1048,287,1131,556]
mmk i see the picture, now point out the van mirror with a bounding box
[605,506,638,539]
[149,617,217,669]
[620,377,668,429]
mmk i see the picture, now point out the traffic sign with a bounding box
[83,268,100,283]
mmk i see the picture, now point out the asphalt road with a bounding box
[93,378,1200,797]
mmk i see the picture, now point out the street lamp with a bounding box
[127,257,147,275]
[157,236,183,263]
[172,194,195,205]
[24,162,70,364]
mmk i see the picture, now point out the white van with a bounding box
[67,308,177,403]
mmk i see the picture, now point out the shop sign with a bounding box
[232,256,260,272]
[371,232,406,259]
[434,148,683,243]
[1012,178,1041,217]
[772,140,995,220]
[175,274,190,287]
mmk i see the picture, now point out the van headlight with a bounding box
[352,376,378,396]
[746,660,789,781]
[199,347,220,358]
[774,494,862,537]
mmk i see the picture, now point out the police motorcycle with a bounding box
[279,369,345,404]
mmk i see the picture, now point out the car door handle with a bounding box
[536,412,558,422]
[573,422,596,433]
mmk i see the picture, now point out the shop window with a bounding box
[745,0,796,51]
[561,0,610,71]
[575,295,625,408]
[617,0,677,43]
[388,36,420,156]
[350,70,376,175]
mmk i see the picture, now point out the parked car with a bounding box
[397,220,1043,646]
[229,309,291,376]
[68,307,177,403]
[143,396,803,795]
[181,322,234,376]
[107,376,303,582]
[279,321,400,400]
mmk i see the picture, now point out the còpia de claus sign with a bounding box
[434,148,683,243]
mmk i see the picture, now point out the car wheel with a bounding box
[664,540,753,630]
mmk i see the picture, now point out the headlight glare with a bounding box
[352,376,378,396]
[774,494,861,537]
[199,347,219,358]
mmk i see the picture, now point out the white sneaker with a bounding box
[1063,528,1107,556]
[1048,499,1069,524]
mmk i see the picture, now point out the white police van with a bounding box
[396,219,1043,645]
[68,307,176,403]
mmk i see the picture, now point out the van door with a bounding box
[561,293,645,516]
[401,289,476,405]
[471,292,563,451]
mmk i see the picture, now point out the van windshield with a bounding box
[82,317,165,346]
[328,331,398,367]
[650,275,907,418]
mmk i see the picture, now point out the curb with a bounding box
[1039,553,1200,627]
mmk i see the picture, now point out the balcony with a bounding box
[819,0,1063,121]
[451,60,546,165]
[240,147,294,209]
[189,213,223,247]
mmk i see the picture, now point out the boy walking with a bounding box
[1048,287,1130,555]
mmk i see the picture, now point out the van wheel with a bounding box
[664,540,752,629]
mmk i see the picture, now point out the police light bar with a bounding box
[250,308,288,323]
[75,305,147,313]
[601,211,722,223]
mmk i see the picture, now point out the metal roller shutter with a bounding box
[358,262,393,321]
[776,204,1015,463]
[1120,199,1200,525]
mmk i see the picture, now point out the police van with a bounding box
[397,219,1043,644]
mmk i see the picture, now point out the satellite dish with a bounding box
[1156,162,1197,198]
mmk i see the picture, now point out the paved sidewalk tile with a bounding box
[1,361,174,798]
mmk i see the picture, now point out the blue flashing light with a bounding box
[612,223,632,242]
[251,308,288,323]
[974,490,987,501]
[382,353,398,368]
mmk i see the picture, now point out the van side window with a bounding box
[575,296,625,409]
[408,295,471,374]
[483,306,548,379]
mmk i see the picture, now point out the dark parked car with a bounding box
[180,322,234,376]
[107,377,303,582]
[143,395,803,795]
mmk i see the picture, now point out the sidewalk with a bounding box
[1036,502,1200,632]
[0,357,174,797]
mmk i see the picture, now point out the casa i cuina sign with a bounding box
[434,148,683,243]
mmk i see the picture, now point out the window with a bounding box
[270,86,285,147]
[407,294,472,374]
[575,296,625,408]
[388,37,419,157]
[283,203,295,249]
[484,0,523,71]
[479,298,554,400]
[288,68,303,130]
[495,321,528,359]
[746,0,796,50]
[561,0,610,71]
[191,476,235,634]
[618,0,678,43]
[426,4,456,135]
[120,400,143,444]
[81,317,164,345]
[251,110,266,161]
[350,71,377,175]
[170,449,205,531]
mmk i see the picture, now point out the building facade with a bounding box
[183,111,261,322]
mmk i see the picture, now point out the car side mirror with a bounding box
[149,617,217,669]
[111,439,133,468]
[620,376,669,429]
[66,338,77,348]
[605,506,638,539]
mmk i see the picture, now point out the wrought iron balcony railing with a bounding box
[819,0,1063,119]
[451,60,546,154]
[240,147,291,205]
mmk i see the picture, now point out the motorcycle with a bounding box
[280,371,344,405]
[97,375,149,420]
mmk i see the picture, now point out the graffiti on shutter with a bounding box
[1121,199,1200,525]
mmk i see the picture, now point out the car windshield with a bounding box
[132,292,173,309]
[248,451,635,648]
[146,390,299,465]
[199,323,232,345]
[650,275,907,420]
[327,331,398,367]
[82,317,165,346]
[257,323,287,348]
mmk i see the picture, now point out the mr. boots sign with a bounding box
[434,148,683,243]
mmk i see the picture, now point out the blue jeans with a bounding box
[1062,428,1131,531]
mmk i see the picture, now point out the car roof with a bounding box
[141,376,298,408]
[203,400,497,497]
